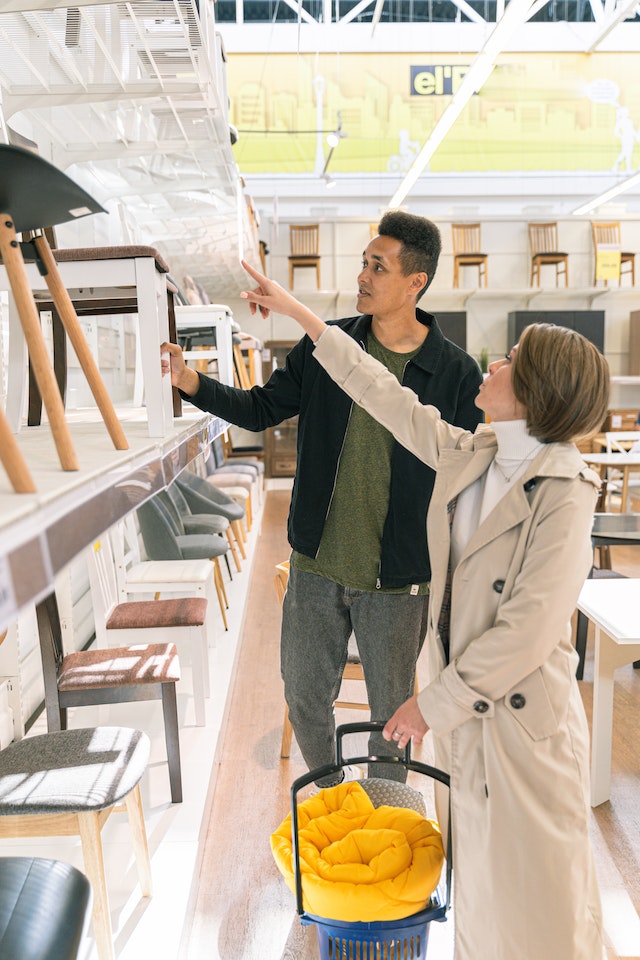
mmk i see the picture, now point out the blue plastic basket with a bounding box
[302,889,447,960]
[290,721,452,960]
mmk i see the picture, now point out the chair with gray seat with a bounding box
[176,470,248,563]
[0,857,91,960]
[136,492,231,630]
[211,435,261,480]
[0,725,152,960]
[164,481,237,577]
[203,445,255,528]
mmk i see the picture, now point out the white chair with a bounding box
[86,533,209,727]
[110,513,219,653]
[605,431,640,511]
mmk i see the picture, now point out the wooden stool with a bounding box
[0,143,128,491]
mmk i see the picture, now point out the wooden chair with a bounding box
[591,221,635,287]
[36,587,186,800]
[528,222,568,287]
[275,561,371,759]
[288,224,321,289]
[0,724,152,960]
[451,223,488,288]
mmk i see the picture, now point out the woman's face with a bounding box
[475,348,528,422]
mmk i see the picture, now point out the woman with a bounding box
[238,260,607,960]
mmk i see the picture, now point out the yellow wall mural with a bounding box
[227,52,640,175]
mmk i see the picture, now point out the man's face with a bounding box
[356,235,425,317]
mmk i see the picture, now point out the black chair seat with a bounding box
[0,856,91,960]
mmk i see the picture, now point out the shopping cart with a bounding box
[290,720,451,960]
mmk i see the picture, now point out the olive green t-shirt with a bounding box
[292,331,429,594]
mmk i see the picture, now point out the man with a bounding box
[163,211,483,785]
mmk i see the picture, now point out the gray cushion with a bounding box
[0,727,150,815]
[360,778,426,816]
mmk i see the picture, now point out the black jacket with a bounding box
[186,310,483,587]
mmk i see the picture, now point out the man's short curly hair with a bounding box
[377,210,441,297]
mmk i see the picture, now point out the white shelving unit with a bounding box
[0,404,229,738]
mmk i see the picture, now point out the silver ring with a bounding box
[393,730,401,740]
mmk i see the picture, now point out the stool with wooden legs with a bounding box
[0,143,128,490]
[0,408,35,493]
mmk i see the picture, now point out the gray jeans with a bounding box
[281,566,429,786]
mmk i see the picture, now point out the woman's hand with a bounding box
[383,695,429,750]
[160,341,199,396]
[240,260,327,342]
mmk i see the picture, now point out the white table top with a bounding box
[577,578,640,643]
[582,452,640,465]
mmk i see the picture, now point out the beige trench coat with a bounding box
[314,327,604,960]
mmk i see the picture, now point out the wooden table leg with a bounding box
[33,235,129,451]
[621,466,630,515]
[0,215,78,471]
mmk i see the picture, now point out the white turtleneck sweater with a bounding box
[450,419,545,568]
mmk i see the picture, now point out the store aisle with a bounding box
[3,488,638,959]
[182,487,454,959]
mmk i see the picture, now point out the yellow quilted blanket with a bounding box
[271,781,444,922]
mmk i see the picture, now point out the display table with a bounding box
[576,578,640,806]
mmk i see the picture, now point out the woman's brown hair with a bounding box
[511,323,610,443]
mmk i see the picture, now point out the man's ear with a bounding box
[410,272,428,292]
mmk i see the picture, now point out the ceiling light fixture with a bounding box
[322,113,347,179]
[572,170,640,216]
[326,112,346,149]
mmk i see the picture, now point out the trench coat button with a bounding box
[510,693,526,709]
[523,478,537,492]
[492,579,505,593]
[473,700,489,714]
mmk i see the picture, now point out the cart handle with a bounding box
[290,721,452,917]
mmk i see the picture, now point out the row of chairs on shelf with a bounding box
[0,449,263,960]
[289,220,636,292]
[451,220,636,289]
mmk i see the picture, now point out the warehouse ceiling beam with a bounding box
[572,167,640,215]
[387,0,537,211]
[586,0,639,51]
[282,0,316,25]
[447,0,488,24]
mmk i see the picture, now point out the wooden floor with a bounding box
[181,488,640,960]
